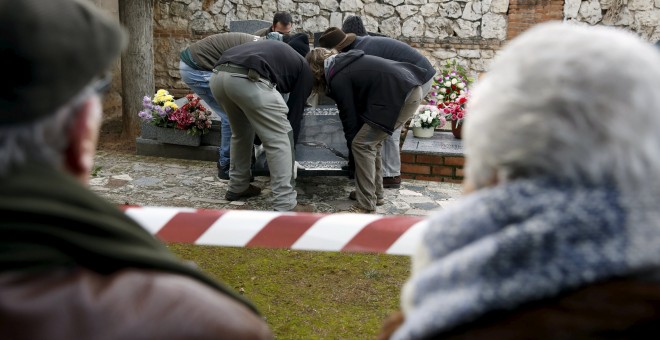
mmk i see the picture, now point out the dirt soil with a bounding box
[98,109,136,154]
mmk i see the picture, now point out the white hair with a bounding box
[0,85,95,176]
[465,22,660,191]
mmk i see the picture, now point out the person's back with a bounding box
[188,32,258,70]
[352,35,436,83]
[216,40,312,144]
[0,0,272,338]
[327,51,426,134]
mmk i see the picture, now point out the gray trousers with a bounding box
[380,78,434,177]
[210,71,297,211]
[353,86,423,210]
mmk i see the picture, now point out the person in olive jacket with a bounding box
[307,48,426,213]
[0,0,272,338]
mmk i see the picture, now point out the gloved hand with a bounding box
[254,144,265,161]
[293,161,304,180]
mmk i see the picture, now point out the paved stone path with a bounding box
[90,151,463,216]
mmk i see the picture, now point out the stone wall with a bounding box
[153,0,659,97]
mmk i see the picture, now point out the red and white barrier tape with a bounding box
[121,206,428,256]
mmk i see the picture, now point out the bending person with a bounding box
[180,32,280,180]
[319,27,436,188]
[307,48,426,213]
[210,40,313,212]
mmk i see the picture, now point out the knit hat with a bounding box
[0,0,127,125]
[318,27,356,51]
[285,33,311,58]
[342,16,368,37]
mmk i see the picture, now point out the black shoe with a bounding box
[218,164,230,180]
[225,184,262,201]
[218,163,254,182]
[383,176,401,189]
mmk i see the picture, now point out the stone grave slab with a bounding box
[253,105,349,177]
[230,20,271,34]
[401,129,463,156]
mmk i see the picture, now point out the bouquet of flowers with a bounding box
[439,94,468,126]
[426,60,474,126]
[138,90,211,135]
[138,89,179,128]
[170,94,212,135]
[410,105,446,129]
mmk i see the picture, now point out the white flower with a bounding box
[439,88,447,93]
[450,93,457,99]
[444,81,451,87]
[451,78,457,85]
[457,83,465,89]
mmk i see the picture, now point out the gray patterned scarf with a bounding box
[394,178,660,339]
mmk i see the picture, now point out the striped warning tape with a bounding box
[121,206,429,256]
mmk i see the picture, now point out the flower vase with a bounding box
[140,121,159,140]
[412,126,435,138]
[451,120,463,139]
[155,127,201,146]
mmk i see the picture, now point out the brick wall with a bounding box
[507,0,565,40]
[400,153,464,184]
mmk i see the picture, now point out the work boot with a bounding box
[383,176,401,189]
[289,203,314,212]
[346,204,374,214]
[349,191,384,206]
[225,184,261,201]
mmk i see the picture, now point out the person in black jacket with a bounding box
[307,48,426,213]
[319,27,436,189]
[210,40,314,212]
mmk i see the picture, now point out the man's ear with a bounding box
[64,96,102,184]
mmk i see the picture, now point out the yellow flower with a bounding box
[164,101,178,110]
[156,89,169,96]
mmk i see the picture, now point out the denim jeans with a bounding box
[179,61,231,168]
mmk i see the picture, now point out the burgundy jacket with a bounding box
[0,267,273,339]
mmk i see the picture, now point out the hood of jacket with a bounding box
[327,49,364,84]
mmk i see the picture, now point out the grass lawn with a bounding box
[168,244,411,339]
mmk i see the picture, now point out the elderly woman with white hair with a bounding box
[379,22,660,339]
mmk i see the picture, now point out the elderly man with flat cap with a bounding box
[319,27,436,191]
[0,0,272,338]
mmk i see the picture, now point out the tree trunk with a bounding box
[118,0,154,140]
